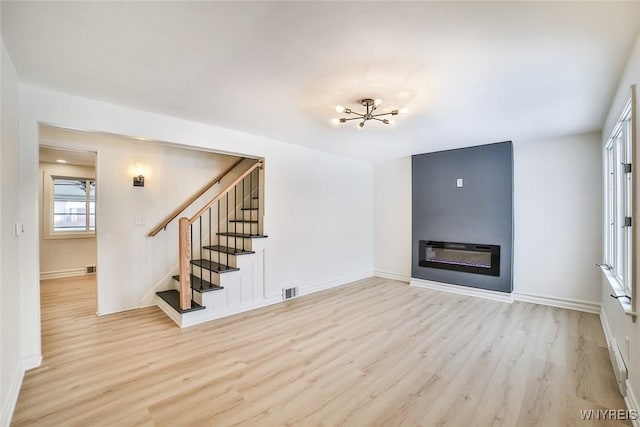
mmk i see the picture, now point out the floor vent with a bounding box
[86,265,97,274]
[609,339,628,397]
[283,287,299,300]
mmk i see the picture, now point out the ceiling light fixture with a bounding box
[56,159,67,163]
[333,98,406,128]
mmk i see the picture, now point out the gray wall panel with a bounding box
[411,141,513,292]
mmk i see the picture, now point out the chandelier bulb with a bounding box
[331,118,340,125]
[374,98,382,107]
[399,107,408,114]
[336,105,345,113]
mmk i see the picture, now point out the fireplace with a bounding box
[419,240,500,276]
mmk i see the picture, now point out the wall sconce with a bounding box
[133,166,145,187]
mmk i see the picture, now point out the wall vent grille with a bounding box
[86,265,97,274]
[283,287,298,300]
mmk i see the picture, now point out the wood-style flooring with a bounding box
[12,276,628,426]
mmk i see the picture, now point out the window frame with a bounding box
[602,86,635,316]
[43,171,96,240]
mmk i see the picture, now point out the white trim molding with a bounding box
[374,270,410,283]
[410,278,601,314]
[40,267,87,280]
[512,291,600,314]
[409,278,513,303]
[22,353,43,371]
[601,308,639,427]
[1,362,24,427]
[299,270,373,296]
[625,379,640,427]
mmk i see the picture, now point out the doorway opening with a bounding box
[38,145,98,320]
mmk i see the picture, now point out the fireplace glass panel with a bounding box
[419,241,500,276]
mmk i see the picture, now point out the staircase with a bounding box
[151,160,268,327]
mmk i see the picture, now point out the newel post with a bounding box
[178,217,191,310]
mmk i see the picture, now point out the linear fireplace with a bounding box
[419,240,500,277]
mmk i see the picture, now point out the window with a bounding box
[603,90,634,303]
[51,177,95,234]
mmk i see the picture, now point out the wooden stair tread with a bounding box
[202,245,254,255]
[156,290,205,313]
[191,259,240,273]
[172,274,223,292]
[216,232,268,238]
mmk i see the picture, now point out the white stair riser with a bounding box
[216,235,265,249]
[203,251,239,268]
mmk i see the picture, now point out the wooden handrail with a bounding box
[188,161,263,223]
[148,158,244,237]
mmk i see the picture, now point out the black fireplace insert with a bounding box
[419,240,500,276]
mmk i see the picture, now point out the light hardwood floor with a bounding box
[12,276,628,426]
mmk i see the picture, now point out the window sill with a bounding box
[43,231,96,240]
[599,265,637,318]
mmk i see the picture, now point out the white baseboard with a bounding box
[180,295,282,328]
[512,291,600,314]
[374,270,410,283]
[40,268,87,280]
[600,307,613,349]
[298,270,373,297]
[410,278,513,303]
[158,271,374,328]
[1,361,24,427]
[409,278,601,314]
[625,379,640,427]
[22,353,42,370]
[600,307,639,426]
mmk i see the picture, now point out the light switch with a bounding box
[456,178,464,188]
[135,216,145,226]
[14,221,23,236]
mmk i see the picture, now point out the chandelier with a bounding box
[332,98,407,128]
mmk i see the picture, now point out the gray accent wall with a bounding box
[412,141,513,292]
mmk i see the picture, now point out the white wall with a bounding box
[373,132,603,306]
[600,33,640,412]
[39,162,97,277]
[1,38,23,427]
[373,157,411,281]
[513,132,602,304]
[18,85,374,367]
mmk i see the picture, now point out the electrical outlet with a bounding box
[135,216,145,226]
[456,178,464,188]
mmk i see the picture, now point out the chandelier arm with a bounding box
[371,117,388,123]
[341,117,364,122]
[370,112,394,118]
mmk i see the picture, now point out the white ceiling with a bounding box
[40,146,96,167]
[3,2,640,162]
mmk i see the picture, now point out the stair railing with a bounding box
[178,160,263,310]
[148,158,244,237]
